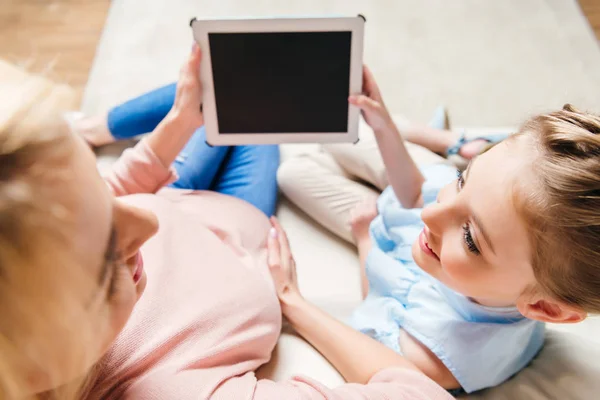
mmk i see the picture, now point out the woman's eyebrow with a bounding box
[98,226,117,284]
[464,159,496,254]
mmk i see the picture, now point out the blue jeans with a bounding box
[107,83,280,216]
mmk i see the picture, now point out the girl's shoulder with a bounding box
[420,164,457,205]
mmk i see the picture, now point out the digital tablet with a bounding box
[190,16,365,146]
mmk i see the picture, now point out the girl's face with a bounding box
[415,137,537,307]
[32,133,159,392]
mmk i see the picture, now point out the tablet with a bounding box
[191,16,365,146]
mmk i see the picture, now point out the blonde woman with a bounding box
[0,47,450,399]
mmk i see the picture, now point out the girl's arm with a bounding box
[349,198,379,298]
[349,67,424,209]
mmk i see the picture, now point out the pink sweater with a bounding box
[88,140,453,400]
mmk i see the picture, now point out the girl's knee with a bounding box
[277,156,315,190]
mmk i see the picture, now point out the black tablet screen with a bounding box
[208,31,352,134]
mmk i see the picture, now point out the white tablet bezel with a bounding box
[191,17,364,146]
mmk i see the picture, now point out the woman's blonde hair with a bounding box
[516,105,600,314]
[0,69,96,398]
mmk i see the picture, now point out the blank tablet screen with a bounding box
[208,31,352,134]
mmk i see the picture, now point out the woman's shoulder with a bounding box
[85,192,278,399]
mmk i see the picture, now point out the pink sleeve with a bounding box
[251,369,454,400]
[103,139,178,197]
[121,367,454,399]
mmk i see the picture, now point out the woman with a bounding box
[0,46,451,399]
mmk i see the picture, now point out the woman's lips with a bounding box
[132,252,144,284]
[419,229,440,261]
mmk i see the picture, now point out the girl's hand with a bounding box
[171,43,204,129]
[350,197,379,242]
[349,66,393,132]
[267,217,303,306]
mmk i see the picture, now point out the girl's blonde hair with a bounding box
[517,105,600,314]
[0,70,96,398]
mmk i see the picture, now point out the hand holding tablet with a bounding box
[191,16,365,145]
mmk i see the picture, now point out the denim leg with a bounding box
[211,145,280,216]
[107,83,177,140]
[169,126,231,190]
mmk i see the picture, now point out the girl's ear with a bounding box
[517,293,587,324]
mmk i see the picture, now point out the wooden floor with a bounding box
[581,0,600,41]
[0,0,599,106]
[0,0,110,101]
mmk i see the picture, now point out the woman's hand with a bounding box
[350,197,379,242]
[267,217,303,307]
[348,66,393,132]
[146,44,205,167]
[170,43,204,129]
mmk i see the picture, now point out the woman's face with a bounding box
[38,133,158,390]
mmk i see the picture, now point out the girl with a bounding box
[277,66,600,393]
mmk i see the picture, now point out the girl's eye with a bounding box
[456,169,465,191]
[456,171,479,255]
[462,224,480,255]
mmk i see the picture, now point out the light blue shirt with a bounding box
[349,164,545,393]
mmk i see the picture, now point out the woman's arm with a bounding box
[145,45,204,167]
[267,218,418,385]
[349,67,424,208]
[267,218,460,390]
[283,295,420,384]
[104,45,204,196]
[251,368,454,400]
[284,298,459,389]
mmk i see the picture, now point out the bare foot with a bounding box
[458,139,489,160]
[63,112,115,147]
